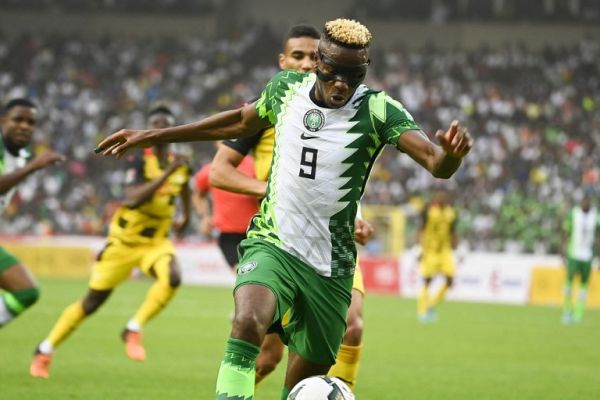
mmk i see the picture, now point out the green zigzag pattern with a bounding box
[328,90,389,276]
[249,71,310,245]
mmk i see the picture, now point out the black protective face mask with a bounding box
[315,51,369,86]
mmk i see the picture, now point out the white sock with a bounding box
[0,296,14,326]
[126,319,141,332]
[38,339,54,354]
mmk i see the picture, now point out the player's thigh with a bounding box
[440,253,457,277]
[0,247,37,290]
[234,239,297,325]
[419,254,439,278]
[577,260,593,285]
[284,350,331,391]
[347,288,364,326]
[566,257,578,281]
[286,268,353,366]
[139,240,178,284]
[89,241,140,290]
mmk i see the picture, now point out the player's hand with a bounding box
[173,216,189,237]
[354,218,375,245]
[95,129,155,158]
[30,150,66,170]
[435,120,473,159]
[200,216,214,237]
[167,154,189,173]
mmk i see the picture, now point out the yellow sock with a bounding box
[47,301,86,348]
[432,283,450,307]
[328,344,362,389]
[132,282,176,326]
[418,286,429,316]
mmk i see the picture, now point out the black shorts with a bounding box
[217,232,247,268]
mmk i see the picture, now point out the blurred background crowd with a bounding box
[0,0,598,255]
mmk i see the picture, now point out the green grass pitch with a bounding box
[2,278,599,399]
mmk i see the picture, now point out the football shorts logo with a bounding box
[237,261,258,275]
[303,109,325,132]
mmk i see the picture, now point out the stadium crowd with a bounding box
[0,29,598,254]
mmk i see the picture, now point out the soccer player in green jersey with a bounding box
[0,98,65,328]
[211,24,373,389]
[561,194,600,324]
[96,18,473,400]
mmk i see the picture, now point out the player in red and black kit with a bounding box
[193,151,259,269]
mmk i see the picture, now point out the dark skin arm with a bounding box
[96,105,269,158]
[210,144,267,198]
[191,186,214,237]
[123,156,186,208]
[397,121,472,179]
[172,180,191,237]
[0,150,65,195]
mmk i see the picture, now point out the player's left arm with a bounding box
[173,175,192,237]
[397,121,472,179]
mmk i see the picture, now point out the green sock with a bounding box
[280,386,290,400]
[216,337,259,400]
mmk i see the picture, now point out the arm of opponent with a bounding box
[192,166,214,237]
[0,150,65,195]
[96,104,269,159]
[173,178,192,237]
[123,155,187,208]
[210,141,267,198]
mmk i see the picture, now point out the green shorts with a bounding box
[235,238,353,366]
[567,257,592,284]
[0,246,20,273]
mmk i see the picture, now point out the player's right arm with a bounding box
[96,104,269,159]
[0,150,64,195]
[210,137,267,198]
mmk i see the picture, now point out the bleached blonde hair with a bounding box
[323,18,372,48]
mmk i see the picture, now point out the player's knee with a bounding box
[446,276,454,288]
[166,258,182,288]
[82,290,111,315]
[168,268,181,288]
[344,315,364,345]
[232,312,268,342]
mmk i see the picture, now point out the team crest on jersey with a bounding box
[237,261,258,275]
[303,109,325,132]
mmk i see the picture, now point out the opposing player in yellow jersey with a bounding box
[417,189,458,322]
[30,106,191,378]
[210,24,373,390]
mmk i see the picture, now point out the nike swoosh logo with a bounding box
[301,133,319,140]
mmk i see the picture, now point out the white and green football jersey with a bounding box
[0,134,29,214]
[565,206,600,262]
[248,70,420,277]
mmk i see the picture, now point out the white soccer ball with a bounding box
[287,375,355,400]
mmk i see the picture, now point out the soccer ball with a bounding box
[287,376,355,400]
